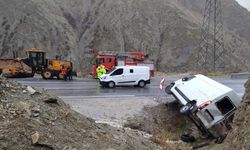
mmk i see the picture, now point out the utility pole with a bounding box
[198,0,225,72]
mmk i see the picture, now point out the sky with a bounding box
[236,0,250,10]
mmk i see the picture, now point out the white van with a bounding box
[99,66,150,88]
[165,74,242,140]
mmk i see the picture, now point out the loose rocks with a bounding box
[0,77,161,150]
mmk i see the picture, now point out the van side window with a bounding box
[111,69,123,76]
[216,97,235,115]
[130,69,134,73]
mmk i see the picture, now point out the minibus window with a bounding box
[205,109,214,120]
[130,69,134,73]
[216,97,235,115]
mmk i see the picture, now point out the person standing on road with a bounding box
[96,65,102,78]
[100,65,106,76]
[61,65,68,81]
[67,66,73,80]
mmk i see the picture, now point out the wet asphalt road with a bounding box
[12,75,247,125]
[14,75,247,98]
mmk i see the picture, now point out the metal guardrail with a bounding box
[231,72,250,79]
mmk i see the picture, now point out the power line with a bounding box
[198,0,225,72]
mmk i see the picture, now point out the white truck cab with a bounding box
[99,66,150,88]
[165,74,242,140]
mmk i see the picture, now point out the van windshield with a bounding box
[106,67,116,74]
[110,68,123,76]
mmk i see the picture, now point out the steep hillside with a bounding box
[0,77,160,150]
[0,0,78,60]
[0,0,249,73]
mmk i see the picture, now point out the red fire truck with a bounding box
[92,50,155,78]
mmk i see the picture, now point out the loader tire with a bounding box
[57,72,64,80]
[42,70,52,79]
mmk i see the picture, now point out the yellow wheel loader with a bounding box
[0,48,74,80]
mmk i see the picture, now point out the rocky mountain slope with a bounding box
[0,0,249,72]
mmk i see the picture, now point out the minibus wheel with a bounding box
[165,84,173,94]
[180,103,195,114]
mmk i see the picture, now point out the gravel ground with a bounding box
[124,103,192,150]
[0,77,162,150]
[62,96,159,127]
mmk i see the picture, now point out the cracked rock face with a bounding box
[0,0,249,72]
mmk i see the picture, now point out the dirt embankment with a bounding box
[125,83,250,150]
[209,79,250,150]
[0,77,161,150]
[124,103,192,150]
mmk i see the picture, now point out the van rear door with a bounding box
[198,97,236,128]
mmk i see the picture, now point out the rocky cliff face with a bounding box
[0,0,249,72]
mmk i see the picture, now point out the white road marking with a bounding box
[41,87,96,90]
[17,81,95,84]
[60,95,136,99]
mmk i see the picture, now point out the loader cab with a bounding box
[26,48,47,73]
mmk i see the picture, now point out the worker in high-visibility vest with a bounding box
[96,65,102,78]
[100,65,106,76]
